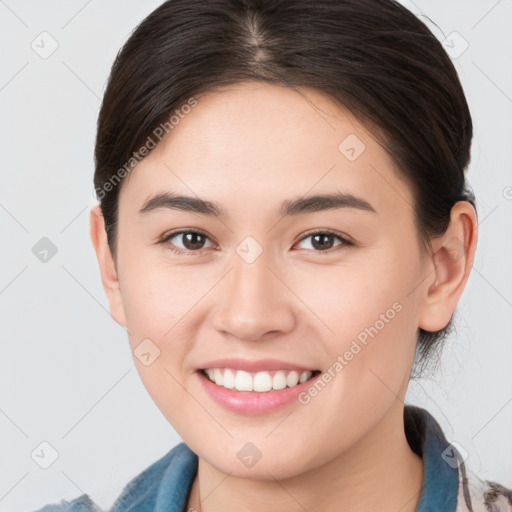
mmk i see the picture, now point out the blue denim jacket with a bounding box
[32,406,512,512]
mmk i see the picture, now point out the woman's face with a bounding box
[97,82,437,478]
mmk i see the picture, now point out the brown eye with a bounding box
[162,230,214,253]
[181,232,207,250]
[310,233,336,251]
[295,230,352,253]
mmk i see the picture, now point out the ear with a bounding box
[89,205,127,327]
[418,201,478,332]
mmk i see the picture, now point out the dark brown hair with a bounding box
[94,0,476,374]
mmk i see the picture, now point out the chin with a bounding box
[195,440,316,481]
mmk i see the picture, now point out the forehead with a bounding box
[119,82,413,219]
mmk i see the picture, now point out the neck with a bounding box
[187,401,424,512]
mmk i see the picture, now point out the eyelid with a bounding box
[161,228,211,241]
[160,228,216,254]
[295,228,354,246]
[160,228,354,255]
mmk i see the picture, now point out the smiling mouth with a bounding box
[199,368,322,393]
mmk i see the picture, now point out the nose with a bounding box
[210,248,297,342]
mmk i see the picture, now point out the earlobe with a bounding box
[418,201,478,332]
[89,205,128,327]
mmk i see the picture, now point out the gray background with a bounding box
[0,1,511,510]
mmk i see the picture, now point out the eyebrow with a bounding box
[138,190,377,218]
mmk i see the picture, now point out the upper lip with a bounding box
[198,358,318,373]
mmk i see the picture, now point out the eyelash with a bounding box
[159,228,354,256]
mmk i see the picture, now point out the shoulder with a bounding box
[31,443,198,512]
[403,405,512,512]
[456,469,512,512]
[30,493,100,512]
[109,441,198,511]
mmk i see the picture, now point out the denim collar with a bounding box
[404,405,459,512]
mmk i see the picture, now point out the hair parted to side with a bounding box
[94,0,476,376]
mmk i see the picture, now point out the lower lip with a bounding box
[197,370,321,415]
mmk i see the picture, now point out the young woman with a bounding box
[35,0,511,511]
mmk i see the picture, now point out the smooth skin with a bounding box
[90,82,477,512]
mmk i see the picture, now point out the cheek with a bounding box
[119,252,199,339]
[294,258,413,344]
[295,245,421,390]
[116,256,197,403]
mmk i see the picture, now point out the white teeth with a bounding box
[203,368,316,392]
[213,368,223,386]
[272,370,287,390]
[286,370,300,387]
[299,371,312,383]
[253,371,273,392]
[223,369,236,389]
[235,370,253,391]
